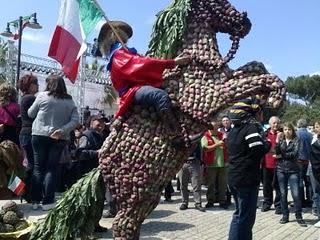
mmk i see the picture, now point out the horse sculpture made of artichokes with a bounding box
[99,0,285,239]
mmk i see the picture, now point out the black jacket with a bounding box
[310,136,320,182]
[20,94,35,135]
[275,138,300,173]
[76,129,104,166]
[227,122,271,188]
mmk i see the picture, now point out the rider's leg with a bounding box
[134,86,203,148]
[134,86,181,133]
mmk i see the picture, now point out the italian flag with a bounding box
[48,0,106,82]
[7,174,25,196]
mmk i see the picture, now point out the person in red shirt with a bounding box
[96,21,189,137]
[0,83,20,145]
[261,116,282,214]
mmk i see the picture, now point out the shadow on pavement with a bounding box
[96,221,194,239]
[141,221,194,234]
[140,237,165,240]
[95,230,114,239]
[304,218,318,225]
[147,210,176,219]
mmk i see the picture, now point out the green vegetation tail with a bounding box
[30,168,105,240]
[147,0,191,58]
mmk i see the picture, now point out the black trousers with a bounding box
[164,181,174,200]
[298,163,312,203]
[262,167,281,208]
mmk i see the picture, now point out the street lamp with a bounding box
[0,13,42,88]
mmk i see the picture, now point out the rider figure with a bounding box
[96,21,189,137]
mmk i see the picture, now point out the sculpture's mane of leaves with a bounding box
[147,0,191,58]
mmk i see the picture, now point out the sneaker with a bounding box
[32,203,40,210]
[279,216,289,224]
[102,210,116,218]
[314,220,320,228]
[179,203,188,210]
[205,202,214,208]
[261,205,271,212]
[275,208,282,215]
[195,204,205,212]
[42,202,56,211]
[297,218,307,227]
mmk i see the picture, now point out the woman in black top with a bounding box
[275,122,306,226]
[18,74,39,202]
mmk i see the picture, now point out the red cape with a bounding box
[109,48,176,117]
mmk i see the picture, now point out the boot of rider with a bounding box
[159,108,181,134]
[159,108,185,148]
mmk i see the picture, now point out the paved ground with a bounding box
[1,185,320,240]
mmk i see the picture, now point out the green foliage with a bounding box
[286,75,320,105]
[91,59,98,71]
[104,84,117,107]
[0,74,5,84]
[30,168,105,240]
[0,38,7,68]
[147,0,191,58]
[269,101,320,125]
[0,38,7,84]
[272,74,320,124]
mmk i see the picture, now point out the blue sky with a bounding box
[1,0,319,81]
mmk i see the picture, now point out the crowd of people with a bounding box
[1,73,320,239]
[0,74,112,212]
[163,100,320,240]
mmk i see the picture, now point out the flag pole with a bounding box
[92,0,128,50]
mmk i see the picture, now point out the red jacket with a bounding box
[203,130,228,166]
[109,48,176,117]
[263,128,277,169]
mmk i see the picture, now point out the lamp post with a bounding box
[0,13,42,88]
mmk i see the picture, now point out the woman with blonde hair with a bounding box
[0,83,20,144]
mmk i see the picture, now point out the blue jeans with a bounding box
[31,135,66,204]
[277,171,302,217]
[134,86,171,112]
[228,186,259,240]
[310,170,320,219]
[19,134,34,202]
[19,134,34,172]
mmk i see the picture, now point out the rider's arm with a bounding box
[112,49,176,85]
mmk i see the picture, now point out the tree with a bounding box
[263,74,320,125]
[0,38,7,84]
[286,75,320,106]
[84,56,117,107]
[103,84,117,107]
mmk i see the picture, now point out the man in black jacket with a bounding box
[227,97,271,240]
[76,115,109,232]
[77,115,105,175]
